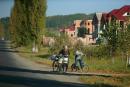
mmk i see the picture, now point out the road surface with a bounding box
[0,40,90,87]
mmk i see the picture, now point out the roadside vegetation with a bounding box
[80,76,130,87]
[15,44,130,73]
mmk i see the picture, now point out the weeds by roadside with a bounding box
[79,76,130,87]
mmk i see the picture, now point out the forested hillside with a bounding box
[46,13,94,29]
[0,13,94,32]
[0,17,10,40]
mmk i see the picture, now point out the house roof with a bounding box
[59,24,75,32]
[102,13,108,21]
[108,5,130,21]
[67,24,75,31]
[109,9,119,15]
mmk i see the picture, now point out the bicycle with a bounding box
[51,55,69,73]
[71,61,89,72]
[51,55,60,71]
[49,54,59,71]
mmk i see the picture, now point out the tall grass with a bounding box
[84,57,130,73]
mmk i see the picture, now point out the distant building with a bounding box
[93,13,102,40]
[93,5,130,41]
[107,5,130,28]
[59,5,130,45]
[59,19,96,45]
[59,24,76,38]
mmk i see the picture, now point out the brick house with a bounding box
[59,19,96,45]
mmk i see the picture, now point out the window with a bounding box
[71,34,73,37]
[127,12,130,16]
[88,22,90,25]
[88,28,90,34]
[120,21,124,28]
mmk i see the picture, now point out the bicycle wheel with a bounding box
[52,61,58,71]
[84,64,89,73]
[58,63,63,73]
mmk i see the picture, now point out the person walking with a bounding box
[75,48,84,71]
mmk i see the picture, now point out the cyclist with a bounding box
[59,45,70,72]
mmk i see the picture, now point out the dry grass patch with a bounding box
[80,76,130,87]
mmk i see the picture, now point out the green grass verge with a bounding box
[15,46,130,73]
[16,46,52,66]
[85,57,130,73]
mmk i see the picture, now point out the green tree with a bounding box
[0,21,4,39]
[10,0,46,51]
[118,17,130,66]
[48,34,71,54]
[77,27,87,38]
[0,17,10,40]
[102,20,119,56]
[46,13,94,29]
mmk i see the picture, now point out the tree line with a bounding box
[0,17,10,40]
[46,13,94,30]
[1,13,94,39]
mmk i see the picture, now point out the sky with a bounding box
[47,0,130,16]
[0,0,130,18]
[0,0,14,18]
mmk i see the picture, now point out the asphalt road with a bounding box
[0,40,91,87]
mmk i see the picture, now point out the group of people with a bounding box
[51,45,84,72]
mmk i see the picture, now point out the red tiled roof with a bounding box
[109,9,119,15]
[108,5,130,21]
[59,29,65,32]
[59,24,75,32]
[117,5,130,15]
[67,24,75,31]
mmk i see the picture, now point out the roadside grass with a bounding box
[84,57,130,73]
[16,46,130,73]
[16,46,52,66]
[79,76,130,87]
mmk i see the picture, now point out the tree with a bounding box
[102,20,119,56]
[118,17,130,67]
[48,33,72,54]
[0,17,10,40]
[46,13,94,29]
[77,27,87,38]
[10,0,46,51]
[0,21,4,40]
[101,20,120,63]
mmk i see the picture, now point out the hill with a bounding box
[46,13,94,30]
[0,13,94,32]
